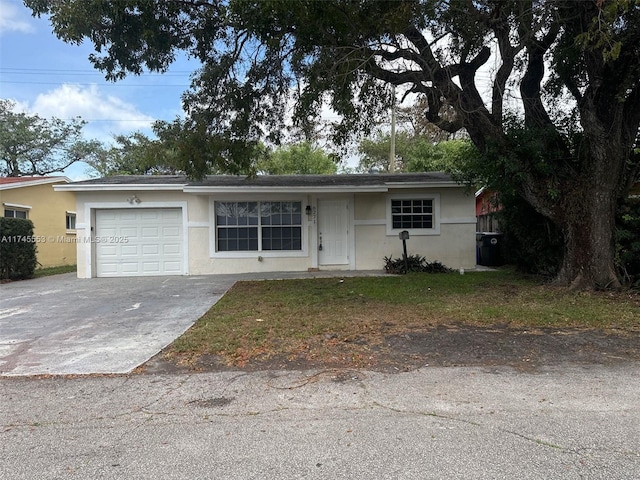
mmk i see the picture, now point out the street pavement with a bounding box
[1,363,638,479]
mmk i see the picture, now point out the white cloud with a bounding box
[26,84,155,142]
[0,0,36,35]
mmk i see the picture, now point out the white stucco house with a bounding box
[54,173,477,278]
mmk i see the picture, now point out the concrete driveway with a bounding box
[0,273,236,376]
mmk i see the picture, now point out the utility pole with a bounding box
[389,84,396,172]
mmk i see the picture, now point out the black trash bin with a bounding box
[477,232,504,266]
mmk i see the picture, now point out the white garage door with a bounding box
[95,208,183,277]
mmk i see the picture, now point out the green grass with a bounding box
[166,270,640,366]
[33,264,77,278]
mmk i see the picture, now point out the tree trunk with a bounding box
[555,185,621,290]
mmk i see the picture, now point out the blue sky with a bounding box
[0,0,200,179]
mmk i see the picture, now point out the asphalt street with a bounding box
[1,364,638,479]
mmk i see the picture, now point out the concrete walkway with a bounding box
[0,270,388,377]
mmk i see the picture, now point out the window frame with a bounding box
[66,211,77,233]
[211,198,307,257]
[3,203,31,219]
[386,193,440,236]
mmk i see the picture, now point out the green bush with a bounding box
[384,254,453,274]
[495,193,564,278]
[0,217,38,280]
[616,197,640,288]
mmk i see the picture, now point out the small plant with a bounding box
[383,254,453,274]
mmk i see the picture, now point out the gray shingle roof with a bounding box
[70,172,454,187]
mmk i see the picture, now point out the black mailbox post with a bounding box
[399,230,409,273]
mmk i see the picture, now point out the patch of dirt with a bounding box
[139,324,640,375]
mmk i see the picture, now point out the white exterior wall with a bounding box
[73,190,189,278]
[353,189,476,271]
[73,185,475,277]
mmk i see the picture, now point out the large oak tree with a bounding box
[26,0,640,289]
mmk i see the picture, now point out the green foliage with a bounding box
[358,132,478,174]
[257,142,337,174]
[616,197,640,287]
[0,217,37,280]
[383,254,453,275]
[87,131,181,177]
[151,117,264,177]
[0,99,102,176]
[495,194,564,278]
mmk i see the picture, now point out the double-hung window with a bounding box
[215,201,302,252]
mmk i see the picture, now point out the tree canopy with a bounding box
[26,0,640,289]
[257,142,338,175]
[0,99,101,177]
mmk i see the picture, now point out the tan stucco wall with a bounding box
[72,186,476,277]
[1,182,77,268]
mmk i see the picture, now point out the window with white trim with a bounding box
[215,201,302,252]
[391,199,433,229]
[4,208,28,219]
[66,212,77,231]
[386,194,440,235]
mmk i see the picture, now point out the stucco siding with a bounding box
[353,189,476,271]
[68,175,476,277]
[2,182,76,268]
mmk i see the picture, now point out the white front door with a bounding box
[318,199,349,266]
[95,208,183,277]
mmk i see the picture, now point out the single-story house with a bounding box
[1,176,77,268]
[54,173,477,278]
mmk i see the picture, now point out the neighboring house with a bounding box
[55,173,477,278]
[0,176,77,268]
[475,187,502,232]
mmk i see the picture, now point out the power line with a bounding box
[0,80,190,87]
[0,67,194,77]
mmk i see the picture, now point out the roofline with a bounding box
[182,185,389,194]
[54,184,186,192]
[54,179,460,193]
[0,176,71,190]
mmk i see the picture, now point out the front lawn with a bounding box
[163,270,640,369]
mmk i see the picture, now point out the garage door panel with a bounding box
[121,245,139,256]
[142,262,161,274]
[163,244,180,255]
[142,244,159,255]
[162,261,182,273]
[120,226,138,237]
[141,227,159,239]
[96,208,183,277]
[100,245,118,257]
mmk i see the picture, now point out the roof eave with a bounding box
[0,177,71,190]
[54,184,187,192]
[183,185,389,194]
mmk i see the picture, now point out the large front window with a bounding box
[215,201,302,252]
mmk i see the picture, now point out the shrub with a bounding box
[616,197,640,288]
[384,254,453,274]
[495,193,564,278]
[0,217,38,280]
